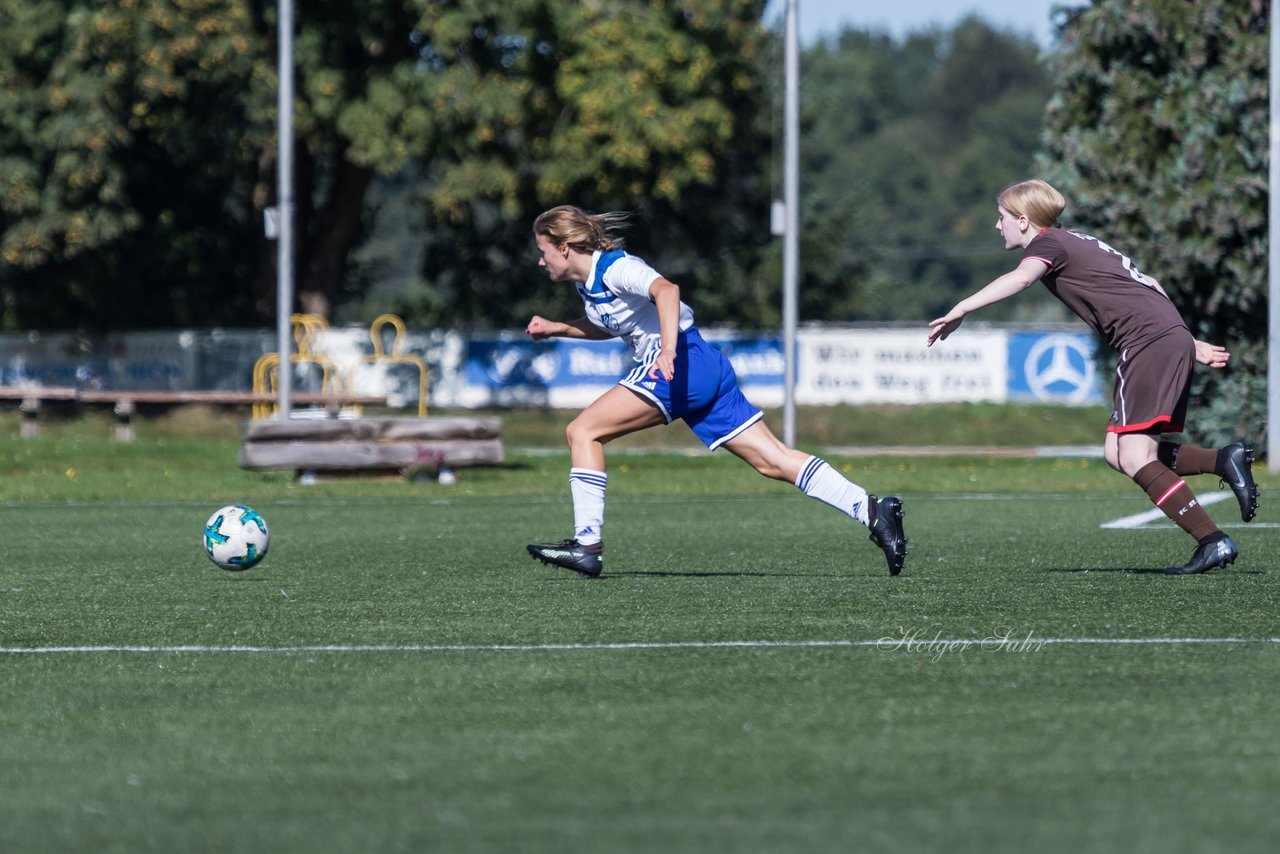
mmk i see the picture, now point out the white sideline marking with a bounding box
[1100,490,1233,529]
[2,637,1277,655]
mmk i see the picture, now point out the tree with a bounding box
[1042,0,1269,448]
[0,0,434,327]
[788,19,1057,324]
[0,0,266,328]
[0,0,773,331]
[377,0,773,329]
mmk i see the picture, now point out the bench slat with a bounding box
[241,416,500,442]
[238,439,504,471]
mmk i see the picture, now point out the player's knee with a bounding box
[1120,460,1147,479]
[1117,450,1155,478]
[565,417,599,448]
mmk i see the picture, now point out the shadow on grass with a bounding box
[1046,566,1267,575]
[614,570,818,578]
[531,570,831,579]
[1047,567,1170,575]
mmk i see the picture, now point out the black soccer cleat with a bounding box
[1163,535,1238,575]
[527,539,603,577]
[867,495,907,576]
[1215,441,1259,523]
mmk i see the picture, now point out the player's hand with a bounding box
[926,311,965,347]
[648,349,676,382]
[1194,339,1229,368]
[525,315,557,339]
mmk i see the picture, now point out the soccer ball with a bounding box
[203,505,270,571]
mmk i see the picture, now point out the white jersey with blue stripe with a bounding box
[578,249,696,363]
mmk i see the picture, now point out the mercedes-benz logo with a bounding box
[1025,334,1095,403]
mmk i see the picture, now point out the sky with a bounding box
[763,0,1075,48]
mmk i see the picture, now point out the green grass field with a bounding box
[2,406,1278,853]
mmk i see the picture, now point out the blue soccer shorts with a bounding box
[620,327,763,450]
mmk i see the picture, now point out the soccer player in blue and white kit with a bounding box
[524,205,907,577]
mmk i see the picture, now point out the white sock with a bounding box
[795,456,870,526]
[569,468,607,546]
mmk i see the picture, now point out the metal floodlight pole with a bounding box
[1270,0,1279,471]
[782,0,800,447]
[275,0,295,420]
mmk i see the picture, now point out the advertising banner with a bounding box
[1005,330,1103,405]
[103,331,201,390]
[456,333,788,409]
[0,332,99,388]
[796,329,1008,404]
[0,324,1104,411]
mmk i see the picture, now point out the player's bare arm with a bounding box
[647,277,681,381]
[927,257,1048,346]
[525,316,615,341]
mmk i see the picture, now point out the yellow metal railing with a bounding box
[251,313,428,418]
[365,314,429,417]
[252,314,339,419]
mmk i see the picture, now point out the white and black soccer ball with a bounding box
[203,504,270,571]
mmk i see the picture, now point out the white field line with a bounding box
[2,637,1278,655]
[1100,490,1233,529]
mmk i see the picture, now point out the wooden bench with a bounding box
[3,386,504,479]
[0,387,80,438]
[238,416,504,480]
[1,387,386,440]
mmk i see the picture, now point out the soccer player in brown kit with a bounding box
[927,179,1258,575]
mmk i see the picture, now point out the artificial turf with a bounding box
[1,413,1277,852]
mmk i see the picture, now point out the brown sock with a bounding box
[1133,461,1220,541]
[1156,441,1218,476]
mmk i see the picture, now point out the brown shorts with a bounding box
[1107,328,1194,434]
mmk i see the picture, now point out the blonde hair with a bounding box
[998,179,1065,229]
[533,205,631,252]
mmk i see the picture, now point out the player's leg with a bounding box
[1108,334,1236,573]
[717,418,809,483]
[1122,430,1236,573]
[1113,429,1160,477]
[1157,439,1258,522]
[565,386,663,546]
[564,384,666,471]
[1119,430,1217,541]
[674,331,907,576]
[719,419,907,576]
[1102,431,1123,473]
[680,337,868,517]
[528,386,664,576]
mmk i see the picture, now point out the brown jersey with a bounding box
[1022,227,1188,351]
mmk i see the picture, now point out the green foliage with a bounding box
[1,3,1061,333]
[0,0,266,327]
[0,0,774,330]
[391,0,773,328]
[789,19,1060,324]
[1041,0,1269,449]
